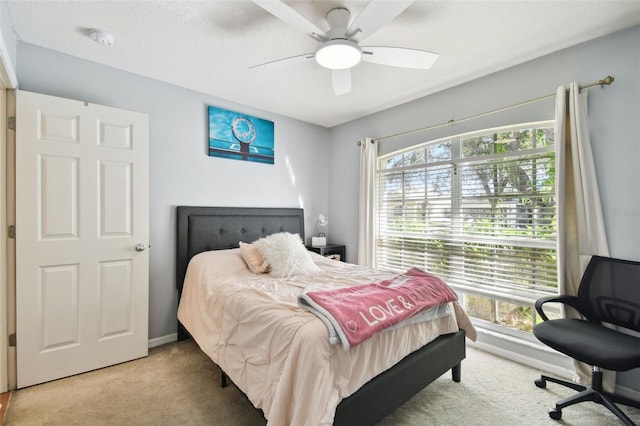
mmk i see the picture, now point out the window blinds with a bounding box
[376,122,557,300]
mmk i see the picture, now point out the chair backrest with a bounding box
[578,255,640,332]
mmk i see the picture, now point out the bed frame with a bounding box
[176,206,466,425]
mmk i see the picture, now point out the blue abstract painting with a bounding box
[208,105,275,164]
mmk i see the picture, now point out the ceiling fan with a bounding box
[250,0,438,96]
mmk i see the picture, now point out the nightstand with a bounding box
[306,244,346,262]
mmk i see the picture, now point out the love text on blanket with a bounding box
[299,268,458,350]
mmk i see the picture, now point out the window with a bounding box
[376,121,557,332]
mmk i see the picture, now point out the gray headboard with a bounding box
[176,206,305,292]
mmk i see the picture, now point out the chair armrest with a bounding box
[535,295,582,321]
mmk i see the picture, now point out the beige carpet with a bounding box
[5,340,640,425]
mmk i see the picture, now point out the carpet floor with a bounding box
[4,339,640,425]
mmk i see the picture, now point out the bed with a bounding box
[176,206,470,425]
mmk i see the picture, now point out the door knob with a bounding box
[135,243,146,252]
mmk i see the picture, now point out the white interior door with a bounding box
[15,90,149,388]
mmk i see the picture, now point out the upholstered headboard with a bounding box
[175,206,305,292]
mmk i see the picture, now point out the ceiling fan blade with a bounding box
[252,0,327,41]
[249,52,315,70]
[332,69,352,96]
[361,46,438,69]
[348,0,414,42]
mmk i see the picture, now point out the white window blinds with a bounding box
[377,121,557,300]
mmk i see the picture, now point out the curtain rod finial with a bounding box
[600,76,614,86]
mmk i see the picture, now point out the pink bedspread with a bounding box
[178,250,475,425]
[299,267,458,350]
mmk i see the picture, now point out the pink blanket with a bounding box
[298,267,458,350]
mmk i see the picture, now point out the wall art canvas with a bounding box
[208,105,275,164]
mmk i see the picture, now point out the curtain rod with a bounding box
[358,75,614,145]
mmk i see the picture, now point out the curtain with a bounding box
[555,82,611,388]
[357,138,377,267]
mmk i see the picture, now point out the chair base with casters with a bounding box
[534,367,640,425]
[532,256,640,426]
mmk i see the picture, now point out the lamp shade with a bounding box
[317,214,329,226]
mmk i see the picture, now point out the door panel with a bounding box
[99,160,132,236]
[39,154,79,239]
[98,259,133,337]
[40,264,79,349]
[16,90,149,388]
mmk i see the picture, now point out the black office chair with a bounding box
[533,255,640,425]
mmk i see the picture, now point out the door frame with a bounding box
[0,28,18,392]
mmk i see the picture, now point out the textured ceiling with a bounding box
[6,1,640,127]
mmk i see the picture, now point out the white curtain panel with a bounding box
[357,138,377,267]
[555,82,610,387]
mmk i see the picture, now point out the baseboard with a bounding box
[469,339,574,380]
[148,333,177,348]
[616,384,640,403]
[468,326,574,380]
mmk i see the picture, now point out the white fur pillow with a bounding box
[253,232,320,277]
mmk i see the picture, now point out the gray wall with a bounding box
[330,25,640,264]
[328,25,640,389]
[16,43,331,342]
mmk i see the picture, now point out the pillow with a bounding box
[239,241,270,274]
[189,248,250,278]
[253,232,320,277]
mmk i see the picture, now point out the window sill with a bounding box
[468,318,573,380]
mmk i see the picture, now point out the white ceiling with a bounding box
[6,1,640,128]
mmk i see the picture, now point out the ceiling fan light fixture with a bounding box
[315,39,362,70]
